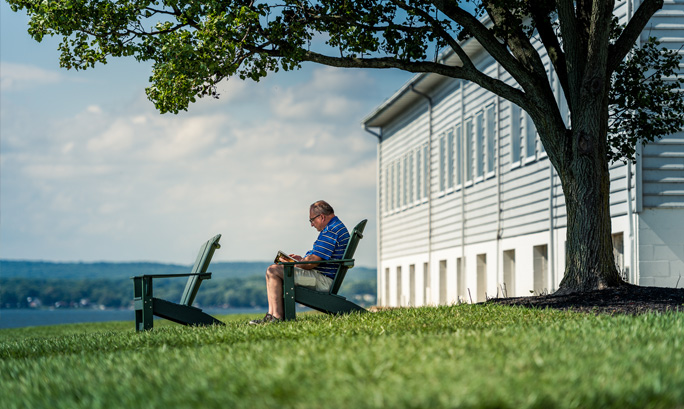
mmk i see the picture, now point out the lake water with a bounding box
[0,308,263,329]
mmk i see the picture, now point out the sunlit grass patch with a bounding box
[1,305,682,409]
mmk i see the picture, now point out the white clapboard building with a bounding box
[363,1,684,307]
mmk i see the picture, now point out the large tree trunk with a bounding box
[554,64,625,294]
[547,0,626,295]
[556,152,624,294]
[537,107,626,295]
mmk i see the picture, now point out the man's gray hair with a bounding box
[310,200,334,216]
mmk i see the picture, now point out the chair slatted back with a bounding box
[329,219,367,295]
[180,234,222,306]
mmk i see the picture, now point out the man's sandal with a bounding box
[248,314,283,325]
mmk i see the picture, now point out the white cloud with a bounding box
[309,66,375,93]
[269,67,375,122]
[87,105,103,115]
[86,119,137,153]
[1,62,66,91]
[1,65,389,266]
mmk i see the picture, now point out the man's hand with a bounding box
[293,254,323,270]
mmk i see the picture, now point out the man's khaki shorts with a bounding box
[293,267,333,292]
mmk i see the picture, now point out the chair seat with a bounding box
[131,234,223,331]
[294,286,367,315]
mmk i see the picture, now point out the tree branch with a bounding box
[388,0,471,69]
[295,49,529,109]
[484,2,556,108]
[429,0,523,75]
[528,2,570,97]
[555,0,585,113]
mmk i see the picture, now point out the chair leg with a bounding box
[133,276,154,331]
[283,265,296,321]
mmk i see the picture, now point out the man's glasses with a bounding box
[309,214,322,223]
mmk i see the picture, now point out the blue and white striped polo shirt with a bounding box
[305,216,350,278]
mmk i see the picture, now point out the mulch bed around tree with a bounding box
[485,284,684,315]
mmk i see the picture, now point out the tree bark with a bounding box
[534,97,625,295]
[556,142,625,294]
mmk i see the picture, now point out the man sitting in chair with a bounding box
[249,200,350,324]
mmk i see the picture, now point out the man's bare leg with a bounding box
[265,263,285,319]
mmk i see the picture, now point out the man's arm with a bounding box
[289,254,324,270]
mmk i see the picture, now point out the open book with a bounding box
[274,250,297,264]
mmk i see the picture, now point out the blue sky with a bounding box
[0,2,414,267]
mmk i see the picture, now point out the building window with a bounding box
[503,250,515,297]
[510,103,522,167]
[477,254,487,302]
[486,105,496,175]
[388,163,394,211]
[533,245,548,294]
[455,125,463,187]
[388,162,393,211]
[422,144,429,200]
[465,118,474,182]
[476,112,484,178]
[395,160,401,210]
[385,165,390,213]
[525,113,537,160]
[397,144,428,206]
[447,129,455,189]
[415,148,422,202]
[438,129,455,194]
[439,134,446,193]
[386,142,433,214]
[408,151,414,205]
[403,155,409,207]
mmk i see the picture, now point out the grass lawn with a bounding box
[1,305,683,409]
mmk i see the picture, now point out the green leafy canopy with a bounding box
[609,37,684,163]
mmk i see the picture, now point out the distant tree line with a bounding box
[0,260,274,280]
[0,277,377,309]
[0,260,377,281]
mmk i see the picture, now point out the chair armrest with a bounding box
[130,272,213,280]
[279,259,354,276]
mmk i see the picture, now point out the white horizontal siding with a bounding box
[379,100,431,260]
[609,162,630,217]
[381,206,430,259]
[639,0,684,209]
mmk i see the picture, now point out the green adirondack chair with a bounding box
[131,234,225,331]
[281,219,368,321]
